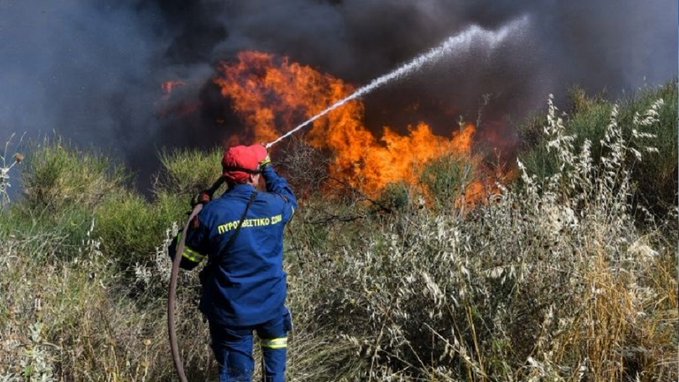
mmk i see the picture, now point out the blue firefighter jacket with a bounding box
[176,166,297,327]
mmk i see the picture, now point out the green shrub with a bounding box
[623,83,678,218]
[420,154,475,209]
[375,181,413,212]
[519,82,677,218]
[156,148,224,196]
[567,90,614,160]
[94,191,168,268]
[23,141,126,211]
[0,197,97,261]
[14,142,211,268]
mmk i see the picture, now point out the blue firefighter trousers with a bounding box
[208,309,291,382]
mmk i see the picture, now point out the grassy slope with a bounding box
[0,84,676,381]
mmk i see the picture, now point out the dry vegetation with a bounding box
[0,83,676,381]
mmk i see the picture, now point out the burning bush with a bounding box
[215,51,487,197]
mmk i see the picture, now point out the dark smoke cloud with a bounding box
[1,0,676,190]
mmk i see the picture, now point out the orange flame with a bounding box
[161,80,186,96]
[158,80,201,118]
[215,51,488,198]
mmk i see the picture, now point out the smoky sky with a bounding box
[0,0,676,190]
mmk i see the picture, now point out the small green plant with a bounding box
[156,147,224,195]
[375,181,412,211]
[95,192,166,268]
[420,154,475,209]
[23,140,126,211]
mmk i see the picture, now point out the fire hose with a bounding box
[168,177,224,382]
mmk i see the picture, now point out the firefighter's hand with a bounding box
[190,190,212,208]
[259,154,271,170]
[256,144,272,170]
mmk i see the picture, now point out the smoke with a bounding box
[1,0,676,187]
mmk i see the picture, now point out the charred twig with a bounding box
[307,211,367,226]
[326,176,394,214]
[475,93,492,130]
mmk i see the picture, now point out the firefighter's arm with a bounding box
[260,165,298,222]
[168,215,209,270]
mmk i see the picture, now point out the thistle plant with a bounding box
[0,134,24,206]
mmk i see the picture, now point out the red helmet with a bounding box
[222,144,268,183]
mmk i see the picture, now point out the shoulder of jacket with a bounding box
[258,191,288,203]
[202,196,237,216]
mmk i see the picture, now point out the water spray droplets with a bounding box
[266,15,530,148]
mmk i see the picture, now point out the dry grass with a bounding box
[0,90,676,381]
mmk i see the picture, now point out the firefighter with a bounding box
[170,144,297,382]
